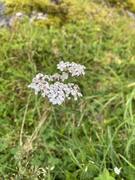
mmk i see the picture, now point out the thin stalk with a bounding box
[23,104,51,153]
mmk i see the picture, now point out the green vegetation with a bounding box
[0,0,135,179]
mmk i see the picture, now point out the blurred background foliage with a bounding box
[0,0,135,179]
[3,0,135,27]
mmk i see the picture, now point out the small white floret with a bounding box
[114,167,121,175]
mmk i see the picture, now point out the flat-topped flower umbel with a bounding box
[28,61,86,105]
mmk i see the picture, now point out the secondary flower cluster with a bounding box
[28,61,86,105]
[57,61,86,76]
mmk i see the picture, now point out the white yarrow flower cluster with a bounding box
[28,61,85,105]
[57,61,86,76]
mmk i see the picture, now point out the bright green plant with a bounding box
[94,169,115,180]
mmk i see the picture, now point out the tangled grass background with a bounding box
[0,0,135,179]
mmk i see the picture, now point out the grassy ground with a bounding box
[0,0,135,179]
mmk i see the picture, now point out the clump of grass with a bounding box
[0,0,135,179]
